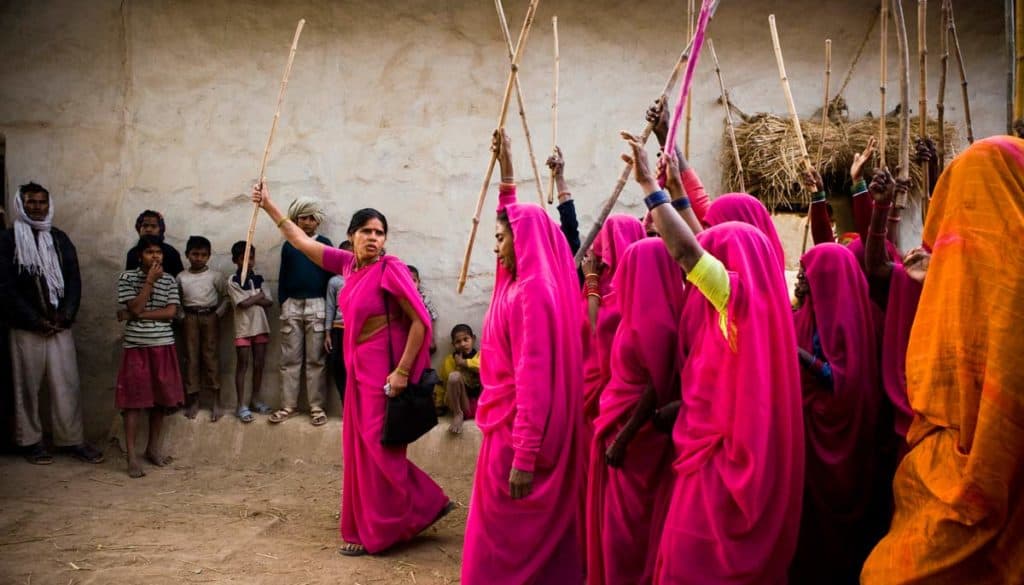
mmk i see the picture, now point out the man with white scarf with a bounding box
[0,182,102,464]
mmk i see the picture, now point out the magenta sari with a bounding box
[587,238,684,585]
[655,222,804,585]
[322,247,448,554]
[703,192,787,273]
[462,186,585,585]
[790,243,881,583]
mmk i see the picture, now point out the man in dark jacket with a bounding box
[0,182,102,464]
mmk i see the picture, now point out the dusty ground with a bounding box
[0,424,474,585]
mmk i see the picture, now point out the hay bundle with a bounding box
[723,112,958,210]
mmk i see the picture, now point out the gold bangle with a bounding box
[395,366,410,377]
[276,216,291,229]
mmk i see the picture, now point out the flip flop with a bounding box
[268,408,296,424]
[251,401,272,415]
[310,409,328,427]
[63,443,105,464]
[338,542,367,557]
[25,443,53,465]
[236,406,255,423]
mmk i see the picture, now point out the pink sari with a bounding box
[703,193,787,273]
[655,222,804,585]
[322,247,448,554]
[462,186,585,585]
[587,239,684,585]
[880,264,921,440]
[790,243,881,583]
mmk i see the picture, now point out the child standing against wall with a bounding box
[116,235,184,478]
[228,241,273,423]
[177,236,229,421]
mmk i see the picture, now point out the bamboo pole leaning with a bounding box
[893,0,913,209]
[549,16,560,204]
[919,0,931,219]
[818,39,833,167]
[947,0,974,143]
[768,15,814,174]
[574,0,722,265]
[241,18,305,282]
[880,0,889,169]
[937,0,949,172]
[457,0,541,294]
[707,38,745,192]
[495,0,545,206]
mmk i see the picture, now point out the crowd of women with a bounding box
[249,94,1024,584]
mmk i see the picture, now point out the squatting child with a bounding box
[436,324,481,434]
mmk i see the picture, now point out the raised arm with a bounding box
[251,182,329,267]
[547,147,581,255]
[803,169,834,245]
[865,168,896,283]
[662,151,703,234]
[495,129,517,209]
[849,137,877,239]
[647,97,710,222]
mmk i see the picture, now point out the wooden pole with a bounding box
[685,0,695,159]
[918,0,931,219]
[880,0,889,169]
[947,1,974,143]
[495,0,546,206]
[548,16,560,204]
[241,18,305,281]
[707,38,745,192]
[817,39,833,167]
[574,0,722,264]
[457,0,541,293]
[1014,0,1024,134]
[937,0,949,172]
[768,15,813,174]
[894,0,912,209]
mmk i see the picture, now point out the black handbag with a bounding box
[379,263,439,445]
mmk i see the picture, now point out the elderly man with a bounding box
[0,182,102,464]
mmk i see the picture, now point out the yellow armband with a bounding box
[686,253,731,341]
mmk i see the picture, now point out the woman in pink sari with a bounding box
[250,185,450,557]
[622,133,804,584]
[462,130,585,585]
[790,243,881,584]
[703,193,787,273]
[586,237,685,585]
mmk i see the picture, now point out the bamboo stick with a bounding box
[241,18,305,281]
[662,2,714,167]
[574,0,722,265]
[880,0,889,169]
[768,15,813,174]
[893,0,912,209]
[457,0,541,293]
[947,1,974,143]
[707,38,745,192]
[495,0,545,206]
[549,16,560,204]
[937,0,949,172]
[685,0,695,158]
[919,0,930,219]
[817,39,833,167]
[1014,0,1023,133]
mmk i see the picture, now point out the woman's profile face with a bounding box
[494,219,515,275]
[350,218,386,263]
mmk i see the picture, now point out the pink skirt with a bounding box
[116,345,186,409]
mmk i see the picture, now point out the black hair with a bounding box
[407,265,419,277]
[451,324,475,340]
[135,210,166,235]
[231,240,252,262]
[186,235,212,253]
[135,235,164,259]
[19,182,49,201]
[496,210,510,227]
[339,240,353,251]
[346,208,388,236]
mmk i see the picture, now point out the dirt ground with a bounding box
[0,438,473,585]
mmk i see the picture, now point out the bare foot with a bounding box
[210,404,222,423]
[448,412,464,435]
[185,400,199,419]
[128,457,146,478]
[145,450,174,467]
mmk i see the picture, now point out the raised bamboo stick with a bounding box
[241,18,305,281]
[893,0,912,209]
[880,0,889,169]
[574,0,722,265]
[947,1,974,143]
[685,0,696,159]
[495,0,545,206]
[818,39,833,167]
[707,38,745,192]
[548,16,560,204]
[937,0,949,172]
[768,15,813,174]
[919,0,931,219]
[457,0,541,293]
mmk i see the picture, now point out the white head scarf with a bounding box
[13,186,64,307]
[287,196,325,225]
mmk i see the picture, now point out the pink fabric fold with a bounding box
[655,222,804,585]
[703,193,786,273]
[790,243,881,582]
[321,246,448,554]
[587,238,684,585]
[881,264,921,439]
[463,186,585,585]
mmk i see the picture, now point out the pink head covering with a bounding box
[657,222,804,583]
[704,193,786,272]
[590,214,645,284]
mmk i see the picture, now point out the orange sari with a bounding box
[861,136,1024,584]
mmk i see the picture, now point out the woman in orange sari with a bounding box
[861,136,1024,584]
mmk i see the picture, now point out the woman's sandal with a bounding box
[268,408,296,424]
[338,542,367,557]
[236,406,255,423]
[310,409,328,427]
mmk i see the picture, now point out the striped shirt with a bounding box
[118,269,180,348]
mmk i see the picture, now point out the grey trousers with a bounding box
[10,328,84,447]
[279,297,326,411]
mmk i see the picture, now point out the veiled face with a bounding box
[794,265,809,306]
[494,219,515,276]
[22,191,49,222]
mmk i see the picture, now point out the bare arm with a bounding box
[605,386,658,468]
[662,151,703,234]
[251,183,328,267]
[126,264,162,317]
[865,169,896,281]
[386,297,427,397]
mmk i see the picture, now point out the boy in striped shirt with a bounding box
[115,235,185,478]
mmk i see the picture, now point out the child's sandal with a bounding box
[236,406,255,423]
[251,401,271,415]
[268,408,296,424]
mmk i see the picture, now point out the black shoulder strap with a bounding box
[380,259,395,370]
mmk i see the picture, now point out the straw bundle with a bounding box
[722,112,958,209]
